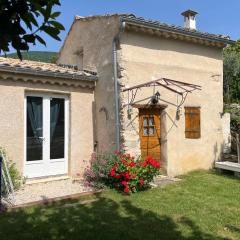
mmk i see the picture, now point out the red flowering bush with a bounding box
[107,153,160,193]
[84,152,160,193]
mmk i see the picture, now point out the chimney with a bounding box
[181,9,198,30]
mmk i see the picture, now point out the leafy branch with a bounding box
[0,0,65,60]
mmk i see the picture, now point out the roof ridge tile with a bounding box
[121,15,232,41]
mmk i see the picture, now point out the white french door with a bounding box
[24,94,69,178]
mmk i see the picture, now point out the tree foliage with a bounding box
[6,51,57,63]
[0,0,64,60]
[223,40,240,103]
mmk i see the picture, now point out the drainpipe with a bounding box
[112,19,126,151]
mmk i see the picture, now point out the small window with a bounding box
[185,107,201,139]
[142,116,155,136]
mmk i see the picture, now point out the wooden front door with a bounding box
[139,108,161,162]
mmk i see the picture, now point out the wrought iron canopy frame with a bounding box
[122,78,201,109]
[122,78,201,95]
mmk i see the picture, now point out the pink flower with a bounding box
[129,162,135,167]
[138,162,144,167]
[143,162,148,167]
[155,163,160,169]
[122,160,128,165]
[139,179,144,185]
[144,156,160,168]
[125,173,131,180]
[112,165,117,170]
[122,181,128,187]
[110,170,116,177]
[123,187,130,193]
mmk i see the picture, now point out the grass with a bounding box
[1,171,240,240]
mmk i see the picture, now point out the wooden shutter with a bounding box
[185,107,201,139]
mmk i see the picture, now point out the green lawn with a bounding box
[1,171,240,240]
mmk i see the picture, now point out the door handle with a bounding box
[37,137,45,142]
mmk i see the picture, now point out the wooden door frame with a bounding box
[132,104,167,110]
[131,103,168,173]
[136,104,167,161]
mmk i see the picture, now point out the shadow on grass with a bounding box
[0,195,227,240]
[212,168,240,180]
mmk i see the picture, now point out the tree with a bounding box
[223,40,240,136]
[223,40,240,103]
[0,0,64,60]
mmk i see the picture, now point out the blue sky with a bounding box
[29,0,240,52]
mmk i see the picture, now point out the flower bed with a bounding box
[84,152,160,193]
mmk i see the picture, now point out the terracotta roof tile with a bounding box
[74,13,234,44]
[122,15,233,43]
[0,57,97,80]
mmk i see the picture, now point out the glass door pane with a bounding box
[26,96,43,161]
[50,98,65,159]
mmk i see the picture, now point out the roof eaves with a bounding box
[121,16,235,45]
[0,64,98,81]
[74,13,133,21]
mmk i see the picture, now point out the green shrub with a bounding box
[0,148,24,191]
[224,104,240,134]
[231,116,240,133]
[6,160,23,190]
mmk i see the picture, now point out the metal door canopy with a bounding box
[122,78,201,95]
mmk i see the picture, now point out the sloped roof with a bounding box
[121,15,233,44]
[74,13,130,21]
[74,13,234,45]
[0,57,97,81]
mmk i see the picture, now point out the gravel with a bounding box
[13,179,93,206]
[9,176,178,207]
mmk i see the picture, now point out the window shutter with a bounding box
[185,107,201,139]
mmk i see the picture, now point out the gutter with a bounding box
[112,18,126,151]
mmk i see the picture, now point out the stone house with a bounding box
[0,10,234,180]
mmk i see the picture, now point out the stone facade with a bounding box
[58,15,121,153]
[119,32,224,176]
[57,14,232,176]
